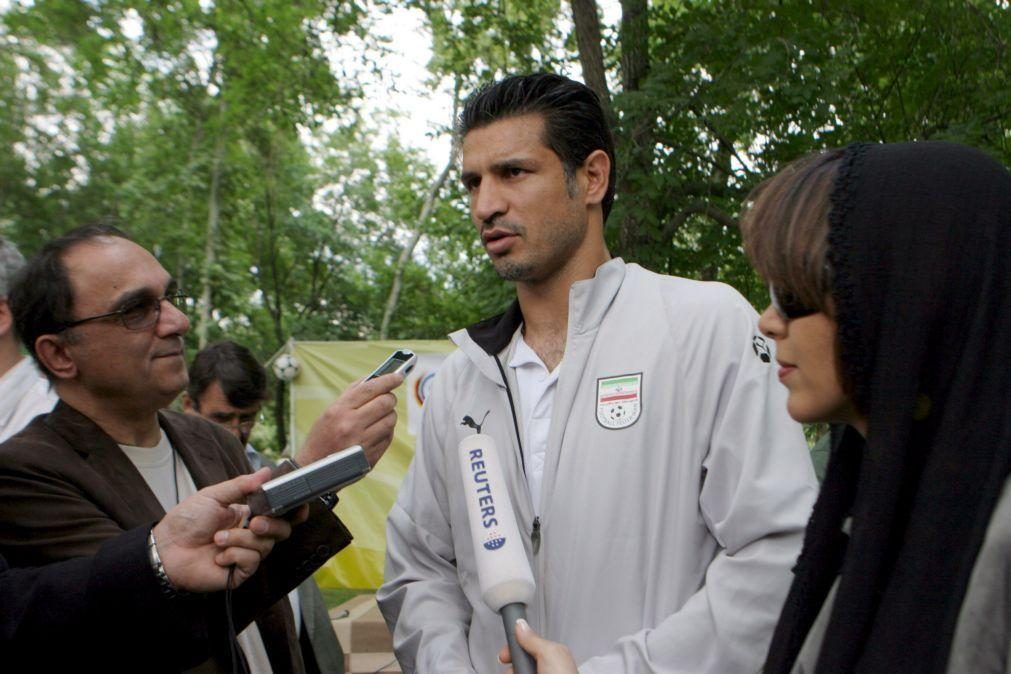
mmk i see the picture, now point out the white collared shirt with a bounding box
[508,334,560,516]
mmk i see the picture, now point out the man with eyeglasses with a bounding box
[0,237,58,442]
[183,339,347,674]
[0,223,402,673]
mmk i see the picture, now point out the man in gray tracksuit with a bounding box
[378,73,817,673]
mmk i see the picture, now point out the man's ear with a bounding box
[34,334,77,381]
[181,392,197,414]
[0,299,12,339]
[580,149,611,207]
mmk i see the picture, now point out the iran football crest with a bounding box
[596,373,642,429]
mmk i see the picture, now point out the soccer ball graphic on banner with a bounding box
[272,353,301,382]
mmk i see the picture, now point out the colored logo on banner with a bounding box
[596,373,642,429]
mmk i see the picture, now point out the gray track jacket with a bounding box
[378,259,817,673]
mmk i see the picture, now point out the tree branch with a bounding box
[660,201,738,243]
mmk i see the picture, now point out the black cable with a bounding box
[171,443,180,506]
[225,565,249,674]
[493,354,526,476]
[171,441,248,672]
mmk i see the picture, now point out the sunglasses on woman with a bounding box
[769,283,818,320]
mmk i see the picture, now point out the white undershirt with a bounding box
[120,430,273,673]
[119,431,197,511]
[509,334,560,517]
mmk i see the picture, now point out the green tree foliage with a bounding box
[603,0,1010,306]
[2,0,1008,448]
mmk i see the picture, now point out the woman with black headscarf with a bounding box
[744,141,1011,673]
[499,142,1011,674]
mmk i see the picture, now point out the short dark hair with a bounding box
[458,73,617,222]
[187,340,268,409]
[8,222,131,373]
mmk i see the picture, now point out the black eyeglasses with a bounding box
[769,283,818,320]
[56,292,189,332]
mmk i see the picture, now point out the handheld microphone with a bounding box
[457,433,536,674]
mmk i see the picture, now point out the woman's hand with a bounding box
[499,619,579,674]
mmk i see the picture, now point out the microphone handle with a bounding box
[500,602,536,674]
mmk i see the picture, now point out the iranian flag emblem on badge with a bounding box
[596,373,642,429]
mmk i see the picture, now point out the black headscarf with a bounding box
[764,142,1011,673]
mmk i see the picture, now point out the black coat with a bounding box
[1,526,213,671]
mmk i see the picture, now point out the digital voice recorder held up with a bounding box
[247,445,370,517]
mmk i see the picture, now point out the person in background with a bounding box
[0,223,401,673]
[183,340,274,465]
[184,339,347,674]
[507,142,1011,673]
[3,469,294,672]
[378,73,817,673]
[0,236,57,442]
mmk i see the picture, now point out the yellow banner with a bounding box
[288,340,453,588]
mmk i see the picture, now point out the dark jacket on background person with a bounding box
[0,401,352,673]
[2,526,214,672]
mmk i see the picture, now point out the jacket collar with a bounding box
[465,299,524,356]
[43,400,233,517]
[568,257,626,338]
[463,258,628,354]
[454,258,627,371]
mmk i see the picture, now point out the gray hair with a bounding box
[0,237,26,298]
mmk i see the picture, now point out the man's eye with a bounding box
[121,299,153,318]
[507,167,524,177]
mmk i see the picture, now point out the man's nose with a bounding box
[158,298,190,336]
[472,180,507,225]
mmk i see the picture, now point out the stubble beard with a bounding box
[489,212,588,284]
[492,258,536,282]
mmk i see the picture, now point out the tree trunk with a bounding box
[257,138,289,454]
[196,109,226,348]
[378,144,456,339]
[619,0,649,92]
[379,79,462,339]
[570,0,614,125]
[274,379,287,455]
[616,0,652,260]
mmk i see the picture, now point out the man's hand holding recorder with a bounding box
[249,350,417,517]
[297,350,416,468]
